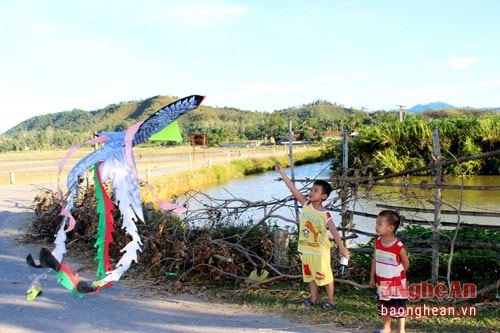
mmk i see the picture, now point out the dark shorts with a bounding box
[377,298,407,318]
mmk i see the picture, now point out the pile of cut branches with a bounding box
[27,175,372,292]
[26,180,364,294]
[27,186,291,291]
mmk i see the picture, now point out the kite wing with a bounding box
[132,95,205,146]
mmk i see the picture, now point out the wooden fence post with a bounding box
[273,229,289,265]
[341,125,349,246]
[287,117,300,222]
[431,128,443,281]
[146,202,154,221]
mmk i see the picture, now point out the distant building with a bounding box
[350,130,360,137]
[276,132,300,145]
[322,131,343,141]
[322,130,359,140]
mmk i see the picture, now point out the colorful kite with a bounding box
[26,95,205,299]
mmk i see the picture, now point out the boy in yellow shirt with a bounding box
[275,164,349,310]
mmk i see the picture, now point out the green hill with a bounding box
[5,95,368,139]
[3,95,498,152]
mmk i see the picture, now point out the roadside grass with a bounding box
[232,283,378,331]
[209,282,499,333]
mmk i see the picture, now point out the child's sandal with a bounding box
[321,301,336,310]
[302,299,318,307]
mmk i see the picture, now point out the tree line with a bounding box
[0,95,371,150]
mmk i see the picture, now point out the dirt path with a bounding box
[0,183,360,333]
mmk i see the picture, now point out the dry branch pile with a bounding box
[25,176,368,295]
[24,185,333,293]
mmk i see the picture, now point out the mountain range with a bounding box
[4,98,500,135]
[406,102,500,113]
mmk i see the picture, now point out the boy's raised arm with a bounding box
[275,164,307,204]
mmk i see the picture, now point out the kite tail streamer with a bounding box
[93,163,116,279]
[54,263,104,297]
[55,263,83,297]
[147,183,187,213]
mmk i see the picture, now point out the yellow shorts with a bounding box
[301,253,333,286]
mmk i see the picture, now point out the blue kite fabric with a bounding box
[26,95,205,300]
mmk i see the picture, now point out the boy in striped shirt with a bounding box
[370,210,410,333]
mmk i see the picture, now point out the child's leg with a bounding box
[377,300,392,333]
[308,281,319,303]
[380,315,392,333]
[397,317,405,333]
[325,281,335,304]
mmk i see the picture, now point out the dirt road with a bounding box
[0,183,359,333]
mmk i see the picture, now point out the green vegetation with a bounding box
[30,181,499,332]
[1,96,361,151]
[352,226,499,290]
[322,114,500,176]
[229,283,498,333]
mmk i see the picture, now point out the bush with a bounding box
[351,225,499,291]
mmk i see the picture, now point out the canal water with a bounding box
[183,162,500,245]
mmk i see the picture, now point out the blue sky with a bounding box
[1,0,499,133]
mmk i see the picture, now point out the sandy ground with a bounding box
[0,183,362,333]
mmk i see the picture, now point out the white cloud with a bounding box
[239,82,328,94]
[474,79,500,88]
[447,57,479,70]
[427,60,447,72]
[143,2,250,26]
[427,57,479,72]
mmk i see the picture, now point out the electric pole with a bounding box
[396,105,406,122]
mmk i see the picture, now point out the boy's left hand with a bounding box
[340,248,350,259]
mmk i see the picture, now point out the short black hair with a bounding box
[378,210,401,231]
[313,179,332,197]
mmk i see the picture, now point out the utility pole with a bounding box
[396,105,406,122]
